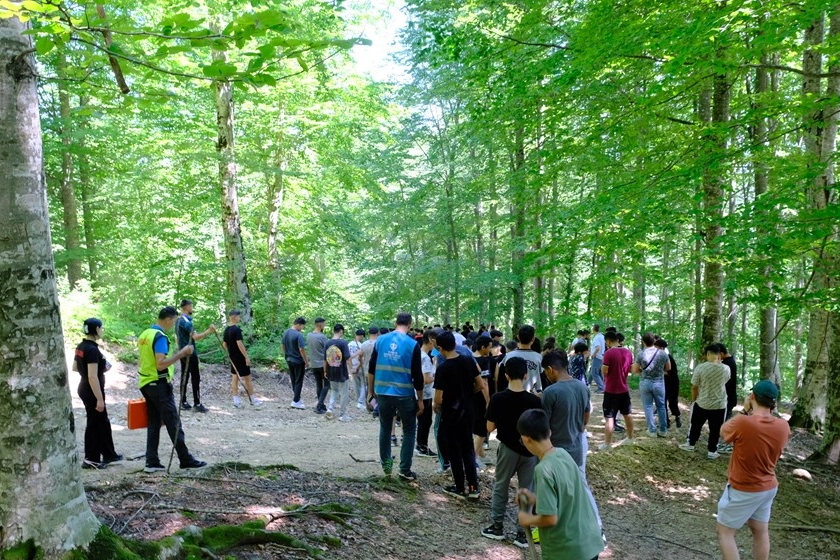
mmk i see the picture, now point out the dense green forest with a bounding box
[4,1,840,451]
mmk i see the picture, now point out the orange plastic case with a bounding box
[127,398,148,430]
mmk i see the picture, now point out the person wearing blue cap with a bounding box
[715,379,790,560]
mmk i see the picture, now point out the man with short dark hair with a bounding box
[716,381,790,560]
[281,317,309,409]
[680,344,730,459]
[223,309,262,408]
[599,331,635,449]
[175,299,216,413]
[368,312,424,481]
[516,409,604,560]
[588,324,606,393]
[482,357,542,547]
[307,318,329,414]
[498,325,542,394]
[324,324,352,421]
[138,307,206,473]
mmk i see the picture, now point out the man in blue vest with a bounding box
[368,312,424,481]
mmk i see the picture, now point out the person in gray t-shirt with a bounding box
[306,318,330,413]
[281,317,309,408]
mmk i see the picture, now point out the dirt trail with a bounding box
[72,352,840,559]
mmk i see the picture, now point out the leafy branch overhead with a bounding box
[3,0,371,90]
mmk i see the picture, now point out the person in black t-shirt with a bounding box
[472,336,493,466]
[223,310,261,408]
[481,357,543,546]
[434,331,483,500]
[73,318,121,469]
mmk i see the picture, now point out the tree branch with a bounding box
[95,5,130,94]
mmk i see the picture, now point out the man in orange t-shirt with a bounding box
[716,380,790,560]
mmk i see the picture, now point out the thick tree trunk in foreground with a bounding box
[0,12,99,553]
[213,45,252,323]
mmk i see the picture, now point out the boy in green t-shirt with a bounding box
[517,409,604,560]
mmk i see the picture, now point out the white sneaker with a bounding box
[233,397,242,408]
[338,415,352,422]
[619,437,634,446]
[598,443,610,451]
[251,398,263,406]
[290,401,305,409]
[708,451,720,460]
[325,409,335,420]
[356,402,365,409]
[679,443,696,452]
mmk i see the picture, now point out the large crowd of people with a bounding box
[74,309,790,560]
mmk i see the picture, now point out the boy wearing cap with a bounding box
[716,380,790,560]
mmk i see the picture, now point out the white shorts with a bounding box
[716,483,778,528]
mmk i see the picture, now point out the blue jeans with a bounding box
[377,394,417,475]
[589,357,605,391]
[640,378,667,433]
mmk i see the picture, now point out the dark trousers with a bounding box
[440,415,478,491]
[416,398,433,449]
[665,373,681,419]
[179,354,201,405]
[687,403,726,452]
[140,381,191,464]
[78,382,117,462]
[288,361,305,402]
[312,367,329,409]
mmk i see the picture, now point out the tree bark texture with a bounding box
[213,45,252,324]
[0,11,99,553]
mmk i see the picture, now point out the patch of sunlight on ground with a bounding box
[251,431,271,437]
[372,491,396,503]
[245,505,283,515]
[436,545,520,560]
[608,491,646,506]
[644,474,712,500]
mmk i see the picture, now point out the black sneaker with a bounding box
[467,484,480,500]
[82,459,107,470]
[513,530,529,549]
[193,403,208,413]
[415,446,437,457]
[390,435,398,445]
[482,523,504,540]
[676,416,683,429]
[398,471,418,482]
[180,458,207,469]
[614,423,626,433]
[144,462,166,473]
[103,454,124,464]
[180,401,192,410]
[442,485,466,499]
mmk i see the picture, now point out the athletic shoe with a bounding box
[467,484,480,500]
[483,441,490,451]
[338,415,352,422]
[251,398,263,406]
[416,447,437,457]
[531,527,540,544]
[718,443,733,454]
[102,454,124,464]
[513,530,529,549]
[676,416,683,429]
[290,401,305,409]
[707,451,720,460]
[398,471,418,482]
[618,437,634,446]
[679,443,696,452]
[180,401,192,410]
[481,523,504,540]
[180,458,207,469]
[381,457,393,476]
[356,402,365,409]
[143,463,166,473]
[442,485,466,499]
[193,403,208,413]
[233,397,242,408]
[82,459,107,470]
[325,409,335,420]
[597,443,610,451]
[435,464,451,473]
[614,423,626,433]
[390,435,398,445]
[657,430,668,438]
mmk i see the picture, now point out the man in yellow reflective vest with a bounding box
[138,306,207,473]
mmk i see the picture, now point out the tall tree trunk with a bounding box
[213,43,253,323]
[56,50,83,289]
[700,67,730,348]
[267,102,287,317]
[77,98,97,287]
[0,12,99,552]
[790,12,830,430]
[510,124,526,331]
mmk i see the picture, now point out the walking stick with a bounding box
[517,493,540,560]
[213,330,252,404]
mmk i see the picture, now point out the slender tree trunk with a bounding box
[56,50,83,289]
[0,12,99,552]
[213,42,252,323]
[794,267,805,399]
[267,102,287,317]
[791,12,831,430]
[700,69,730,348]
[77,97,97,287]
[510,125,526,331]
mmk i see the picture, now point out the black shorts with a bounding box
[603,391,631,418]
[231,362,250,377]
[472,392,488,437]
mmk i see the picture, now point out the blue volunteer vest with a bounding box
[373,331,416,397]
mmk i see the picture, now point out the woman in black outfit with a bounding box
[655,338,682,429]
[74,318,122,469]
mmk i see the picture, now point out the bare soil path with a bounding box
[72,352,840,559]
